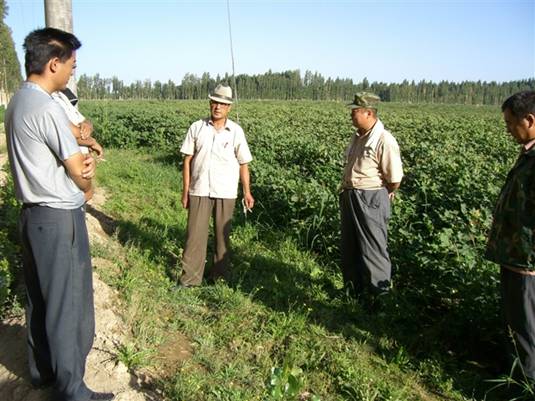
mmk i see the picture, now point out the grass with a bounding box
[89,147,511,401]
[0,100,529,399]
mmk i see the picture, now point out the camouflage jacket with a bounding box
[485,146,535,270]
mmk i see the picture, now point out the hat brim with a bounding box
[347,103,377,110]
[209,94,233,105]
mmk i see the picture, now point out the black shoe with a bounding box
[30,377,55,389]
[171,283,194,291]
[90,391,115,400]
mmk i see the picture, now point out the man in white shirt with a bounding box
[179,84,254,286]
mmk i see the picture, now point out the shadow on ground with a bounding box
[84,189,510,401]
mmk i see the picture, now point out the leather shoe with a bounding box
[90,391,115,400]
[171,283,194,291]
[30,378,55,389]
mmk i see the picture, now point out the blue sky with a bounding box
[5,0,535,84]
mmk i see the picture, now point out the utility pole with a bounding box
[44,0,76,93]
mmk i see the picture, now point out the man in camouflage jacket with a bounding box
[485,90,535,381]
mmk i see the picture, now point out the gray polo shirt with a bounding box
[5,81,85,209]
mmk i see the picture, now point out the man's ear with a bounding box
[526,113,535,129]
[49,57,60,73]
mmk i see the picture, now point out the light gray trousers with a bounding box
[181,196,236,286]
[340,188,392,297]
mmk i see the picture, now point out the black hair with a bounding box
[23,27,81,76]
[502,91,535,119]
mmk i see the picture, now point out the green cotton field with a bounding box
[0,100,525,400]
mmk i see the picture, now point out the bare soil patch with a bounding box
[154,334,193,376]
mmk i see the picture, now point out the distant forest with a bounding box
[0,0,22,101]
[77,71,535,105]
[1,0,532,107]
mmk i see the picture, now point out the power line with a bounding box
[226,0,239,122]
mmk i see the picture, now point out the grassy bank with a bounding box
[1,99,530,399]
[92,147,505,401]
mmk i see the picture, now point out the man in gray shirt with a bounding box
[5,28,113,401]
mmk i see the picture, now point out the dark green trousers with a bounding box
[501,266,535,380]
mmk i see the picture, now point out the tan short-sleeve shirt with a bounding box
[342,119,403,190]
[180,118,252,199]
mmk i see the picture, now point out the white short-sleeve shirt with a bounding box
[51,90,90,154]
[51,91,85,125]
[180,118,253,199]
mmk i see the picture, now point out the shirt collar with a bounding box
[23,81,53,98]
[208,118,231,131]
[356,119,383,138]
[524,138,535,152]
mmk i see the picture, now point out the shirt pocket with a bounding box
[213,139,236,162]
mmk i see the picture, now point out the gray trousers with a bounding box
[19,205,94,401]
[340,188,392,296]
[501,267,535,380]
[181,196,236,286]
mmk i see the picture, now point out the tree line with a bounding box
[77,71,535,105]
[0,0,22,105]
[1,0,532,107]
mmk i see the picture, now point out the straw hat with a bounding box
[209,84,233,104]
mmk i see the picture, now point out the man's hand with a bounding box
[243,192,255,210]
[89,141,104,159]
[79,120,94,140]
[182,192,189,209]
[84,186,94,202]
[82,154,96,179]
[386,182,400,201]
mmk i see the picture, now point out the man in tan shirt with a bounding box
[340,92,403,304]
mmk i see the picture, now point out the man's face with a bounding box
[503,108,533,144]
[210,100,231,121]
[351,107,371,129]
[54,51,77,90]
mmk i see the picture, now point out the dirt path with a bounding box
[0,129,158,401]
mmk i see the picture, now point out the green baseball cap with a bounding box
[347,92,381,109]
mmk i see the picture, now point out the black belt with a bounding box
[22,203,40,209]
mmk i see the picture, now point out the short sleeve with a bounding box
[380,134,403,184]
[52,91,86,125]
[234,127,253,164]
[180,124,196,155]
[40,103,81,161]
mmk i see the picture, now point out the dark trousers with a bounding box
[340,188,391,297]
[19,206,95,401]
[501,266,535,380]
[181,196,236,286]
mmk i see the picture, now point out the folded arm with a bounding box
[63,153,96,201]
